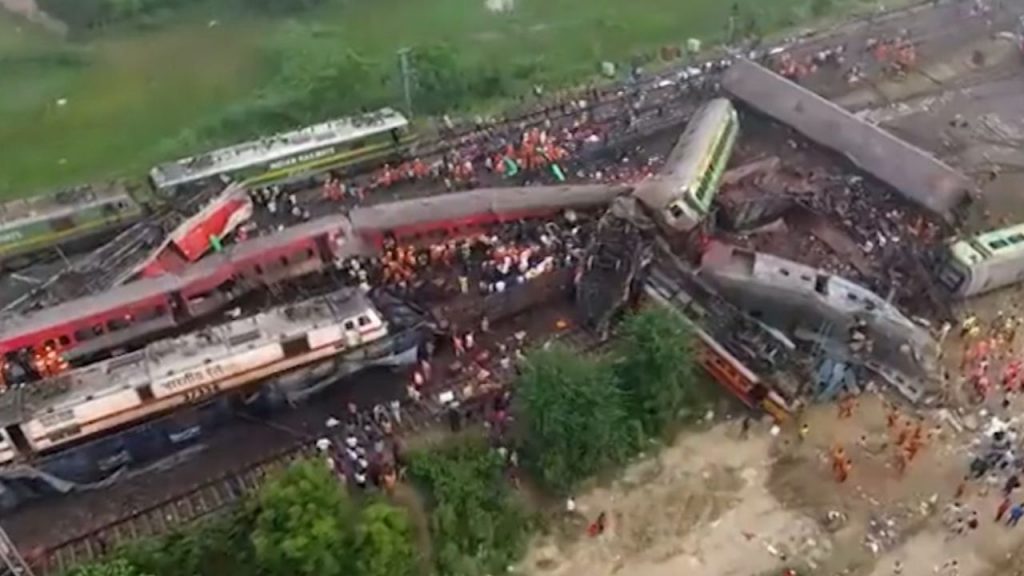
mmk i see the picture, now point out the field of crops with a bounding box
[0,0,883,198]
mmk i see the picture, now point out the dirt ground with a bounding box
[519,391,1024,576]
[519,8,1024,576]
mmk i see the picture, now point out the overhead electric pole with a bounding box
[397,48,414,117]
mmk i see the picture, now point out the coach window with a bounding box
[108,317,130,332]
[814,275,829,295]
[989,238,1010,250]
[778,268,789,277]
[280,256,289,267]
[306,248,315,259]
[254,264,263,275]
[344,320,356,331]
[135,306,163,322]
[44,339,56,350]
[1010,233,1024,244]
[74,328,95,342]
[357,315,371,327]
[58,335,71,347]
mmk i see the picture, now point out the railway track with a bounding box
[28,258,795,575]
[3,77,698,316]
[33,327,603,576]
[2,0,947,317]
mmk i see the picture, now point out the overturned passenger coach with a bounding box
[0,288,426,510]
[699,242,940,400]
[722,59,974,222]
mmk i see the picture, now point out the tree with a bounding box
[251,460,357,576]
[613,306,701,437]
[410,44,471,113]
[517,344,638,491]
[409,440,529,575]
[69,559,153,576]
[354,502,418,576]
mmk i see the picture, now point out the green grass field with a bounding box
[0,0,884,198]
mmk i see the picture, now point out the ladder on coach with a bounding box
[0,525,34,576]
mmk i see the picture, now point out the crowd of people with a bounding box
[312,301,538,493]
[335,212,597,304]
[771,27,919,85]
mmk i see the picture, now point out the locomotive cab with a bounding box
[935,254,969,296]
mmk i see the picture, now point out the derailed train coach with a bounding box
[699,242,940,402]
[934,222,1024,299]
[0,288,427,510]
[0,184,628,384]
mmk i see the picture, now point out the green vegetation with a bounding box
[67,559,153,576]
[613,306,703,436]
[0,0,899,198]
[65,307,711,576]
[516,307,710,491]
[517,344,639,491]
[408,440,531,575]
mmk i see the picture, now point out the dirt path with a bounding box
[519,421,830,576]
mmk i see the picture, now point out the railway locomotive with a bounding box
[576,98,741,332]
[934,222,1024,298]
[149,108,414,195]
[0,183,145,271]
[0,288,425,507]
[0,184,627,386]
[0,109,412,270]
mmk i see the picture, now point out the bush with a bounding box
[68,558,152,576]
[409,440,530,576]
[613,306,702,437]
[251,460,358,576]
[516,344,639,492]
[119,507,259,576]
[354,502,419,576]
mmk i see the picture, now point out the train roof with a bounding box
[702,242,904,319]
[0,289,375,428]
[722,59,974,220]
[0,182,134,231]
[0,214,369,353]
[949,222,1024,265]
[349,184,628,232]
[149,108,409,190]
[633,98,735,205]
